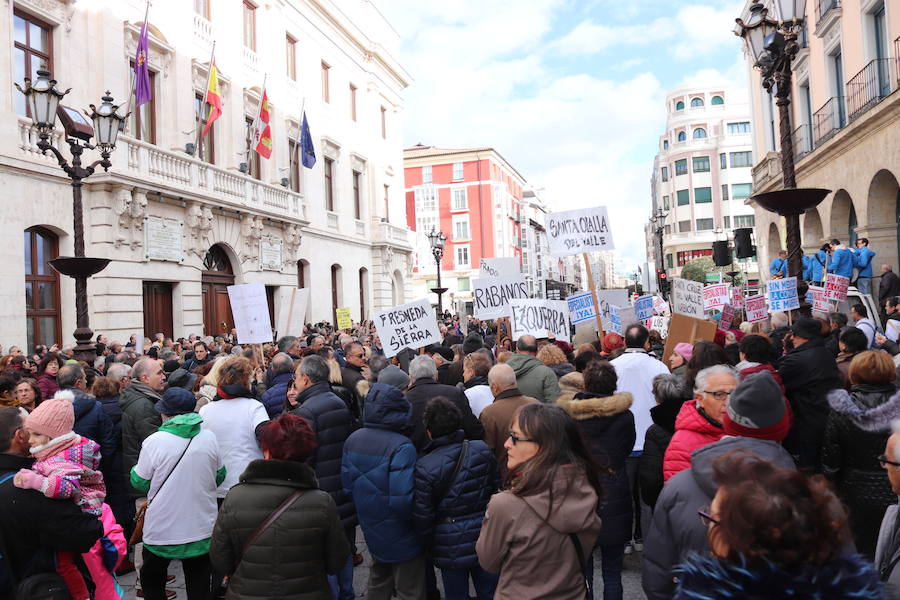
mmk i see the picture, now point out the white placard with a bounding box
[653,296,669,315]
[479,257,520,278]
[634,295,654,320]
[260,238,283,271]
[472,275,528,320]
[567,291,597,325]
[545,206,614,256]
[650,316,670,336]
[373,298,441,358]
[703,284,730,310]
[825,273,850,302]
[144,216,184,262]
[275,287,310,338]
[809,285,831,313]
[596,289,629,330]
[767,277,800,312]
[227,282,273,344]
[509,299,571,342]
[745,294,768,323]
[609,305,622,334]
[672,278,704,317]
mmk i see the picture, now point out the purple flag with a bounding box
[133,21,152,107]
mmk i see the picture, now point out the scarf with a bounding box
[494,387,523,401]
[463,375,488,389]
[131,382,163,401]
[215,384,254,400]
[30,431,80,461]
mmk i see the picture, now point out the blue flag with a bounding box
[300,111,316,169]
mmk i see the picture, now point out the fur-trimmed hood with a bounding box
[827,385,900,433]
[558,392,632,420]
[674,552,884,600]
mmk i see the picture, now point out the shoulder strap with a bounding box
[435,440,469,505]
[234,488,305,573]
[568,533,593,600]
[148,436,194,505]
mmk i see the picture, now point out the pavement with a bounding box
[118,536,648,599]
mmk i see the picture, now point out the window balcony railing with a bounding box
[814,0,840,29]
[846,58,898,122]
[792,123,812,160]
[812,96,845,146]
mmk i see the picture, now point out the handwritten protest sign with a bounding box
[373,298,441,358]
[634,295,654,320]
[608,306,622,334]
[809,285,831,312]
[473,275,528,320]
[672,278,704,317]
[767,277,800,312]
[650,316,670,336]
[479,257,520,278]
[227,282,272,344]
[745,294,769,323]
[825,273,849,302]
[275,287,310,337]
[596,289,629,330]
[718,304,736,332]
[653,296,669,315]
[703,283,730,310]
[730,286,744,308]
[567,291,597,325]
[509,299,570,342]
[336,308,352,330]
[545,206,614,256]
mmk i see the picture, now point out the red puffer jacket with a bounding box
[662,401,724,481]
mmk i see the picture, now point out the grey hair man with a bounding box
[478,363,537,478]
[120,357,166,495]
[106,362,133,390]
[260,352,297,418]
[277,336,301,358]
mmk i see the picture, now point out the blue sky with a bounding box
[377,0,748,272]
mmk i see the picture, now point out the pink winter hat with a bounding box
[24,390,74,439]
[674,342,694,361]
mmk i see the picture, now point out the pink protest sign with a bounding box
[718,304,736,332]
[825,274,849,302]
[809,285,831,312]
[745,294,768,323]
[730,286,744,308]
[702,283,730,310]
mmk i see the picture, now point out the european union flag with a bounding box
[300,111,316,169]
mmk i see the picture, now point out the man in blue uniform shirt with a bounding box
[853,237,877,296]
[770,250,788,278]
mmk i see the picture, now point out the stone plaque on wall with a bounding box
[144,216,184,262]
[260,238,283,271]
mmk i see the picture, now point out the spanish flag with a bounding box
[253,88,273,159]
[201,58,222,137]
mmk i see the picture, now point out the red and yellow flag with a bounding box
[201,59,222,137]
[253,89,273,159]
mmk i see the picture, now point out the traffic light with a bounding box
[656,269,670,294]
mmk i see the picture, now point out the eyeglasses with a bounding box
[698,505,719,527]
[507,431,536,445]
[703,390,732,401]
[878,454,900,468]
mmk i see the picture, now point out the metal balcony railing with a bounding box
[812,96,846,146]
[846,58,898,122]
[792,124,812,160]
[814,0,840,28]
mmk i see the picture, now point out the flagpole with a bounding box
[248,73,267,163]
[195,40,216,156]
[122,0,151,119]
[294,97,305,174]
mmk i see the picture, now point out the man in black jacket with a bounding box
[0,406,102,594]
[404,356,484,452]
[777,317,842,471]
[340,342,368,410]
[879,264,900,308]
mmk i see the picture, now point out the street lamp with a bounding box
[16,70,127,362]
[651,208,668,273]
[426,227,448,318]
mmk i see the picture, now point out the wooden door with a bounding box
[201,282,234,336]
[142,281,173,338]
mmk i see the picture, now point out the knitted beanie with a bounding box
[25,390,75,438]
[674,342,694,361]
[722,371,791,442]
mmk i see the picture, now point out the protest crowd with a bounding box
[5,265,900,599]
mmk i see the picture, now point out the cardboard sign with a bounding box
[373,298,442,358]
[661,313,717,368]
[479,257,520,278]
[596,289,629,330]
[650,316,670,336]
[825,273,850,302]
[545,206,614,256]
[509,299,571,342]
[672,278,704,318]
[718,304,736,332]
[634,295,654,320]
[768,277,800,312]
[227,282,273,344]
[275,287,310,337]
[567,291,597,325]
[473,275,528,320]
[336,307,352,330]
[703,283,730,310]
[809,285,831,313]
[745,294,768,323]
[730,286,745,308]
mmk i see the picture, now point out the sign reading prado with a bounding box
[373,298,441,358]
[546,206,614,256]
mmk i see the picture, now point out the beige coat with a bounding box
[478,391,537,479]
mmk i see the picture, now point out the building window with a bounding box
[663,195,670,210]
[666,254,674,268]
[678,220,691,233]
[691,97,704,108]
[455,245,470,269]
[732,183,753,199]
[383,184,390,221]
[677,131,687,142]
[13,10,52,117]
[660,166,669,182]
[721,184,729,201]
[696,218,714,230]
[664,225,671,235]
[693,128,707,139]
[694,187,712,203]
[422,165,432,184]
[711,95,724,105]
[321,61,330,103]
[663,140,669,150]
[414,186,436,212]
[458,277,470,292]
[286,36,297,80]
[352,170,362,220]
[452,188,467,211]
[349,84,357,121]
[676,189,690,205]
[288,138,300,192]
[723,216,730,228]
[324,157,334,211]
[194,0,211,18]
[452,162,464,181]
[675,159,688,175]
[244,116,260,180]
[380,106,387,139]
[675,100,684,111]
[194,92,215,164]
[727,121,750,134]
[24,227,61,349]
[242,1,256,51]
[730,151,753,168]
[692,156,710,173]
[129,61,156,143]
[719,153,727,169]
[677,249,713,266]
[453,216,470,241]
[734,214,756,228]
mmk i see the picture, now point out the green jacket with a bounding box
[209,459,350,600]
[504,353,561,404]
[119,383,162,495]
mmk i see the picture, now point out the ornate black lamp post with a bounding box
[651,208,668,272]
[17,70,127,362]
[426,227,448,318]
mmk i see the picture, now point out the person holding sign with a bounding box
[829,239,854,279]
[769,250,788,278]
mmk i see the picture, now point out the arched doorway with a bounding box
[767,222,782,262]
[865,169,900,262]
[802,209,824,250]
[201,244,235,337]
[830,190,856,245]
[392,269,404,305]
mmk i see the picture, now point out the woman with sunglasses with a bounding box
[476,403,603,600]
[676,452,883,599]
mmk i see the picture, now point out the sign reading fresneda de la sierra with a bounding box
[545,206,614,256]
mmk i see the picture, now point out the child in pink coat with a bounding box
[14,390,124,600]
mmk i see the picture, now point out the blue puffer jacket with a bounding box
[260,371,293,418]
[831,247,854,279]
[855,246,877,278]
[342,383,421,563]
[412,430,498,570]
[812,249,828,282]
[64,387,118,476]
